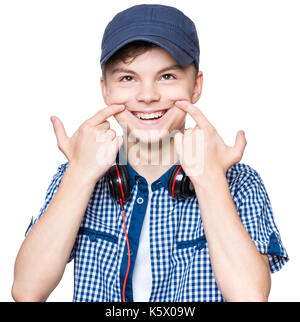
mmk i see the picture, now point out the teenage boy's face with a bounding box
[101,46,203,144]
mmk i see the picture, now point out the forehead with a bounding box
[107,46,181,74]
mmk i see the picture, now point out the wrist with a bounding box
[65,163,100,188]
[192,171,230,209]
[191,168,227,191]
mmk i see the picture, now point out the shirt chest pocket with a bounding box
[74,226,120,301]
[78,227,118,244]
[176,235,207,251]
[170,235,207,284]
[75,227,119,274]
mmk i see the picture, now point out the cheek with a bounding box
[105,87,133,105]
[170,109,186,130]
[161,84,193,102]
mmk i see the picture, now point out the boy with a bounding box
[12,4,288,302]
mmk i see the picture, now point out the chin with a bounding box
[128,128,171,145]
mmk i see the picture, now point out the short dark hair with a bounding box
[101,40,198,83]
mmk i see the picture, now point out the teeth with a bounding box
[134,110,166,120]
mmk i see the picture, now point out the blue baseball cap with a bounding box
[100,4,200,70]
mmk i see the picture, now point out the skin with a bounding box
[100,47,202,184]
[12,46,271,302]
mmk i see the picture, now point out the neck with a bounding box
[120,126,184,185]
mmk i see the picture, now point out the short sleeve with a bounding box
[227,163,289,273]
[24,161,75,263]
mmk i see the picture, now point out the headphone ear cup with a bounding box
[168,165,195,199]
[105,164,131,204]
[105,167,117,201]
[117,164,131,202]
[168,165,182,199]
[181,174,195,197]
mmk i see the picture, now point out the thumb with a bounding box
[232,130,247,162]
[50,116,69,153]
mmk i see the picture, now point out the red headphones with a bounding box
[104,163,195,302]
[105,164,195,204]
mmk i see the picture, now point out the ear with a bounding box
[191,71,203,104]
[100,76,110,105]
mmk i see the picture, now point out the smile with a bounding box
[126,107,171,126]
[132,109,168,120]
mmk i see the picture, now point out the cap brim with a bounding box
[100,35,194,67]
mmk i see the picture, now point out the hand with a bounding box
[174,100,247,185]
[50,104,125,184]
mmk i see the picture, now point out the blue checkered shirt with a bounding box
[25,157,289,302]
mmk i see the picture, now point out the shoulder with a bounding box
[226,162,265,197]
[226,162,261,182]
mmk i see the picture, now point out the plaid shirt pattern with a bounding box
[25,157,289,302]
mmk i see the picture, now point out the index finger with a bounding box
[86,104,125,126]
[175,101,212,129]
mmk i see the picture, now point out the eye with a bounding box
[120,75,134,82]
[161,73,176,80]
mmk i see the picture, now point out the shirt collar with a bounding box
[116,145,178,193]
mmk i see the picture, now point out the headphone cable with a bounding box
[120,199,131,302]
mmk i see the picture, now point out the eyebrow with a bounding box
[110,64,184,76]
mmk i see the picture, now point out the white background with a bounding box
[0,0,299,302]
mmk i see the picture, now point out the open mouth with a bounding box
[127,108,170,125]
[132,109,168,120]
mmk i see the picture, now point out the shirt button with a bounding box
[136,197,144,204]
[127,249,134,256]
[89,234,96,242]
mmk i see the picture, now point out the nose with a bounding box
[136,81,161,104]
